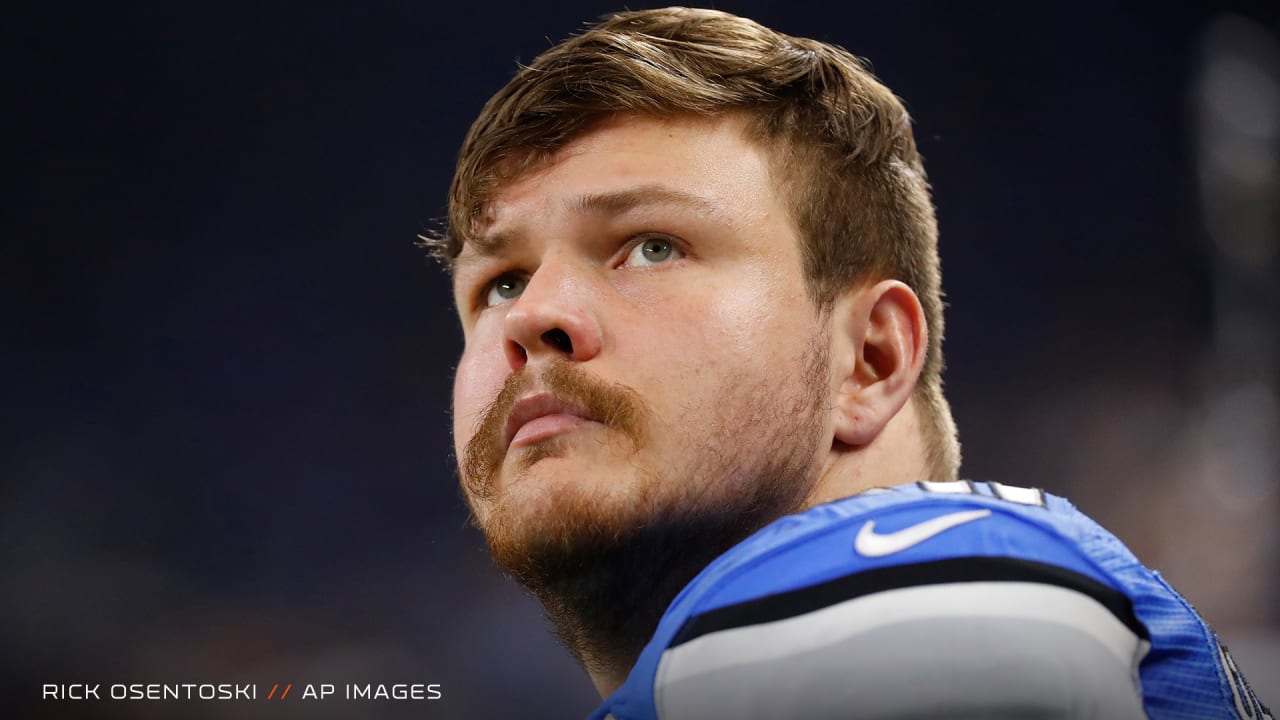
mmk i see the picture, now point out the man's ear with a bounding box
[829,280,928,447]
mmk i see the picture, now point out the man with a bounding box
[427,7,1270,718]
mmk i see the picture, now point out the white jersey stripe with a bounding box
[656,581,1148,692]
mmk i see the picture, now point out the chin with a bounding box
[472,446,820,675]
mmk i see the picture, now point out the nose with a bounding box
[502,258,603,371]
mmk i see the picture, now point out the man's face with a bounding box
[451,113,833,576]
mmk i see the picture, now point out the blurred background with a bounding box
[5,1,1278,717]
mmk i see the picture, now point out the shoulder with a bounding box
[597,482,1270,720]
[642,482,1151,719]
[672,480,1130,621]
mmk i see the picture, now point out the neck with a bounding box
[805,399,930,507]
[574,402,931,698]
[530,502,803,698]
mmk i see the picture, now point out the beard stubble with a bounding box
[459,341,830,676]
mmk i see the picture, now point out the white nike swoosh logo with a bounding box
[854,508,992,557]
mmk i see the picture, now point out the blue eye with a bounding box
[624,237,682,266]
[484,273,526,307]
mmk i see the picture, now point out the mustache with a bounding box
[461,360,648,501]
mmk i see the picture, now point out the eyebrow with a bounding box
[453,185,728,273]
[572,185,727,219]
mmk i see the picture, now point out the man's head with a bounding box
[429,7,959,685]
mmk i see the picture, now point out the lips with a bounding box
[502,392,600,449]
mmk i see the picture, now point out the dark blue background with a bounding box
[6,2,1278,717]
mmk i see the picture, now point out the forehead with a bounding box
[457,113,790,262]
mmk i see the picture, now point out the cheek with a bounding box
[712,287,784,353]
[618,281,801,416]
[452,344,508,448]
[692,266,798,365]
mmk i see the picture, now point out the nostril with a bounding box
[503,338,530,371]
[542,328,574,355]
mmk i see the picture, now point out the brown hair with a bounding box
[428,6,960,480]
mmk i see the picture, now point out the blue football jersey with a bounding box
[588,481,1271,720]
